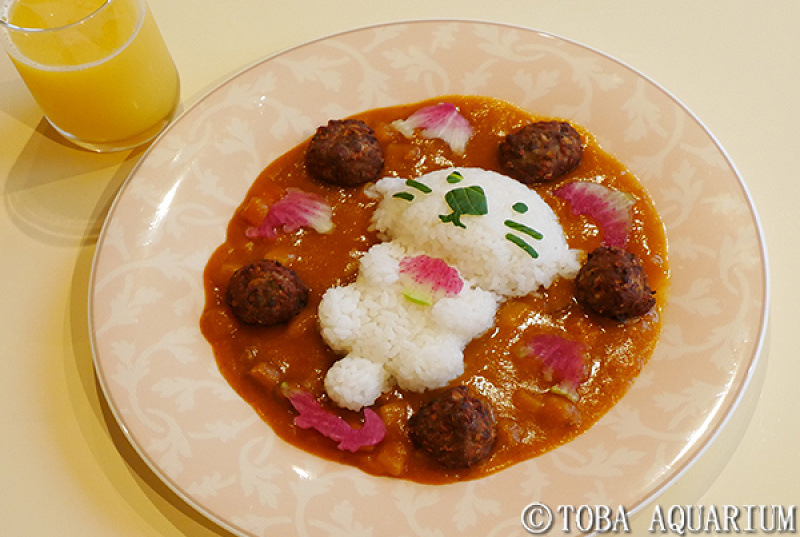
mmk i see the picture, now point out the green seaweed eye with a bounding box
[405,179,432,193]
[446,171,464,184]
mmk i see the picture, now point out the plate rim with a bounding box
[88,18,771,536]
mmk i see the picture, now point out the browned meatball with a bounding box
[226,260,309,326]
[574,246,655,321]
[407,386,496,469]
[305,119,385,186]
[498,121,583,184]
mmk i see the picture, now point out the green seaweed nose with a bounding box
[439,185,488,228]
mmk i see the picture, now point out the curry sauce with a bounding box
[199,95,669,484]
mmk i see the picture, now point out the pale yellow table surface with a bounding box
[1,1,797,535]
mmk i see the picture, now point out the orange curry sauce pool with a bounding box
[199,95,669,484]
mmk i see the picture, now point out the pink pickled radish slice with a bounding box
[391,103,473,154]
[525,334,587,401]
[246,188,333,239]
[554,181,634,248]
[399,255,464,306]
[284,387,386,452]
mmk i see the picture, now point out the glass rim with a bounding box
[0,0,114,33]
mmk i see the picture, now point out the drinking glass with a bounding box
[0,0,180,152]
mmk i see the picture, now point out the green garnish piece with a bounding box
[505,233,539,258]
[402,289,433,306]
[446,171,464,184]
[549,384,580,403]
[405,179,432,193]
[393,191,415,201]
[504,219,544,240]
[512,202,529,214]
[439,185,488,228]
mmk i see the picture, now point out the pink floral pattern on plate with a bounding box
[89,21,768,537]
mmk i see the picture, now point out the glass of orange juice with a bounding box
[0,0,180,152]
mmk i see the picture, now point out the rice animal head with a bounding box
[370,167,580,295]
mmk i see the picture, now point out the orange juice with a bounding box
[2,0,179,151]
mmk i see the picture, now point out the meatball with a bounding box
[305,119,385,186]
[498,121,583,184]
[574,246,655,321]
[225,260,309,326]
[408,386,496,469]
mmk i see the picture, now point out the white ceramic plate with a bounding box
[90,21,768,537]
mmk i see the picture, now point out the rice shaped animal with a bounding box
[320,167,580,410]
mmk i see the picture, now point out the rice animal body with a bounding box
[320,242,498,410]
[320,167,580,410]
